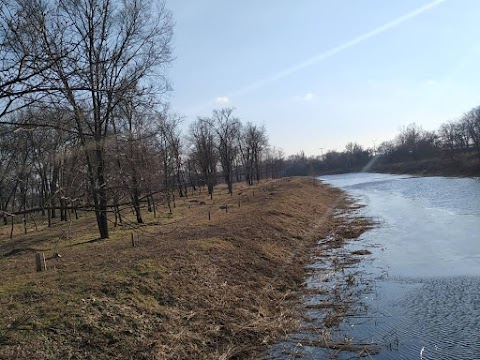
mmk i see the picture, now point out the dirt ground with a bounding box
[0,177,359,359]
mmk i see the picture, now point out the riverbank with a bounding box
[372,157,480,177]
[317,157,480,179]
[0,177,365,359]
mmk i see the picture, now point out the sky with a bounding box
[166,0,480,156]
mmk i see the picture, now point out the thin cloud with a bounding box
[184,0,446,115]
[293,92,315,102]
[229,0,446,98]
[303,92,314,101]
[214,96,230,105]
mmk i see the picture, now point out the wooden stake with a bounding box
[10,215,14,239]
[131,233,136,248]
[208,211,211,221]
[35,253,47,272]
[35,253,42,272]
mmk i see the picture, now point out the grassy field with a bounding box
[0,177,355,359]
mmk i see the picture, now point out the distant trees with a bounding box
[432,108,480,166]
[282,106,480,177]
[211,108,240,194]
[439,121,458,155]
[344,142,370,169]
[189,118,218,195]
[187,109,273,193]
[239,123,268,185]
[156,111,185,213]
[283,143,371,177]
[390,123,437,160]
[464,107,480,164]
[264,147,285,179]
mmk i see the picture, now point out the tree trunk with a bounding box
[151,195,157,218]
[95,184,109,239]
[95,208,109,239]
[147,196,152,212]
[132,193,143,224]
[131,175,144,224]
[94,147,109,239]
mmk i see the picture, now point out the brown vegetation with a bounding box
[0,177,355,359]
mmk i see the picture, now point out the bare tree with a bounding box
[112,98,152,224]
[465,107,480,165]
[209,108,240,194]
[455,117,471,153]
[238,123,267,185]
[159,113,186,198]
[439,121,457,156]
[189,119,217,195]
[22,0,173,238]
[0,0,60,118]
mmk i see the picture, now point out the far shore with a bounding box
[317,158,480,179]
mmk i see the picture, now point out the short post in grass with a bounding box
[10,215,14,239]
[23,217,27,234]
[35,253,47,272]
[208,211,211,221]
[131,233,136,248]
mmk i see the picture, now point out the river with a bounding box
[268,173,480,359]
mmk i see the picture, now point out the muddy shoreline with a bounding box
[0,177,371,359]
[268,201,376,359]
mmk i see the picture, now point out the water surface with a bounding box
[269,173,480,359]
[323,173,480,359]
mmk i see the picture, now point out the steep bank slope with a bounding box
[0,177,349,359]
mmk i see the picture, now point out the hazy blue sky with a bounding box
[166,0,480,156]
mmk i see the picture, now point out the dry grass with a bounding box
[0,177,350,359]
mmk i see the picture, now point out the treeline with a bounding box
[284,106,480,176]
[0,101,289,238]
[0,106,285,229]
[0,0,287,239]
